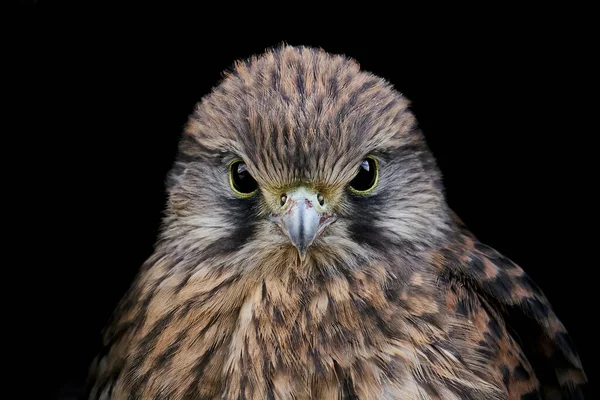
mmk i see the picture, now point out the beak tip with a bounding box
[297,247,308,261]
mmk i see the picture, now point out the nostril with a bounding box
[317,193,325,206]
[280,194,287,207]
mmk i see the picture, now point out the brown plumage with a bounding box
[87,45,586,399]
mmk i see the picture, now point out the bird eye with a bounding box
[229,159,258,197]
[348,156,378,194]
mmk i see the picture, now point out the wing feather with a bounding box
[439,213,587,399]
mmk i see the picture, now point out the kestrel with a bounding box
[87,45,586,399]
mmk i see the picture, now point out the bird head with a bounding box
[162,45,451,273]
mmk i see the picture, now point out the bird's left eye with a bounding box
[229,159,258,197]
[348,156,379,194]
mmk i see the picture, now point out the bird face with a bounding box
[163,46,451,271]
[229,154,379,259]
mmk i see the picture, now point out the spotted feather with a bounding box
[439,213,587,398]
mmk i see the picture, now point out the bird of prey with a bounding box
[87,45,586,399]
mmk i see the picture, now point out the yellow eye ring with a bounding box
[229,158,258,198]
[348,155,379,195]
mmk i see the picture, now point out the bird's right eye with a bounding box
[229,159,258,197]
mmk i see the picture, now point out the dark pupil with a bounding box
[349,158,376,191]
[232,162,258,193]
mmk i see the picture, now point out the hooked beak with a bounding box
[271,187,336,260]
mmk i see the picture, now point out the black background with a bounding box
[16,3,595,399]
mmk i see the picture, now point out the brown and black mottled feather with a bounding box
[438,214,586,399]
[86,45,586,399]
